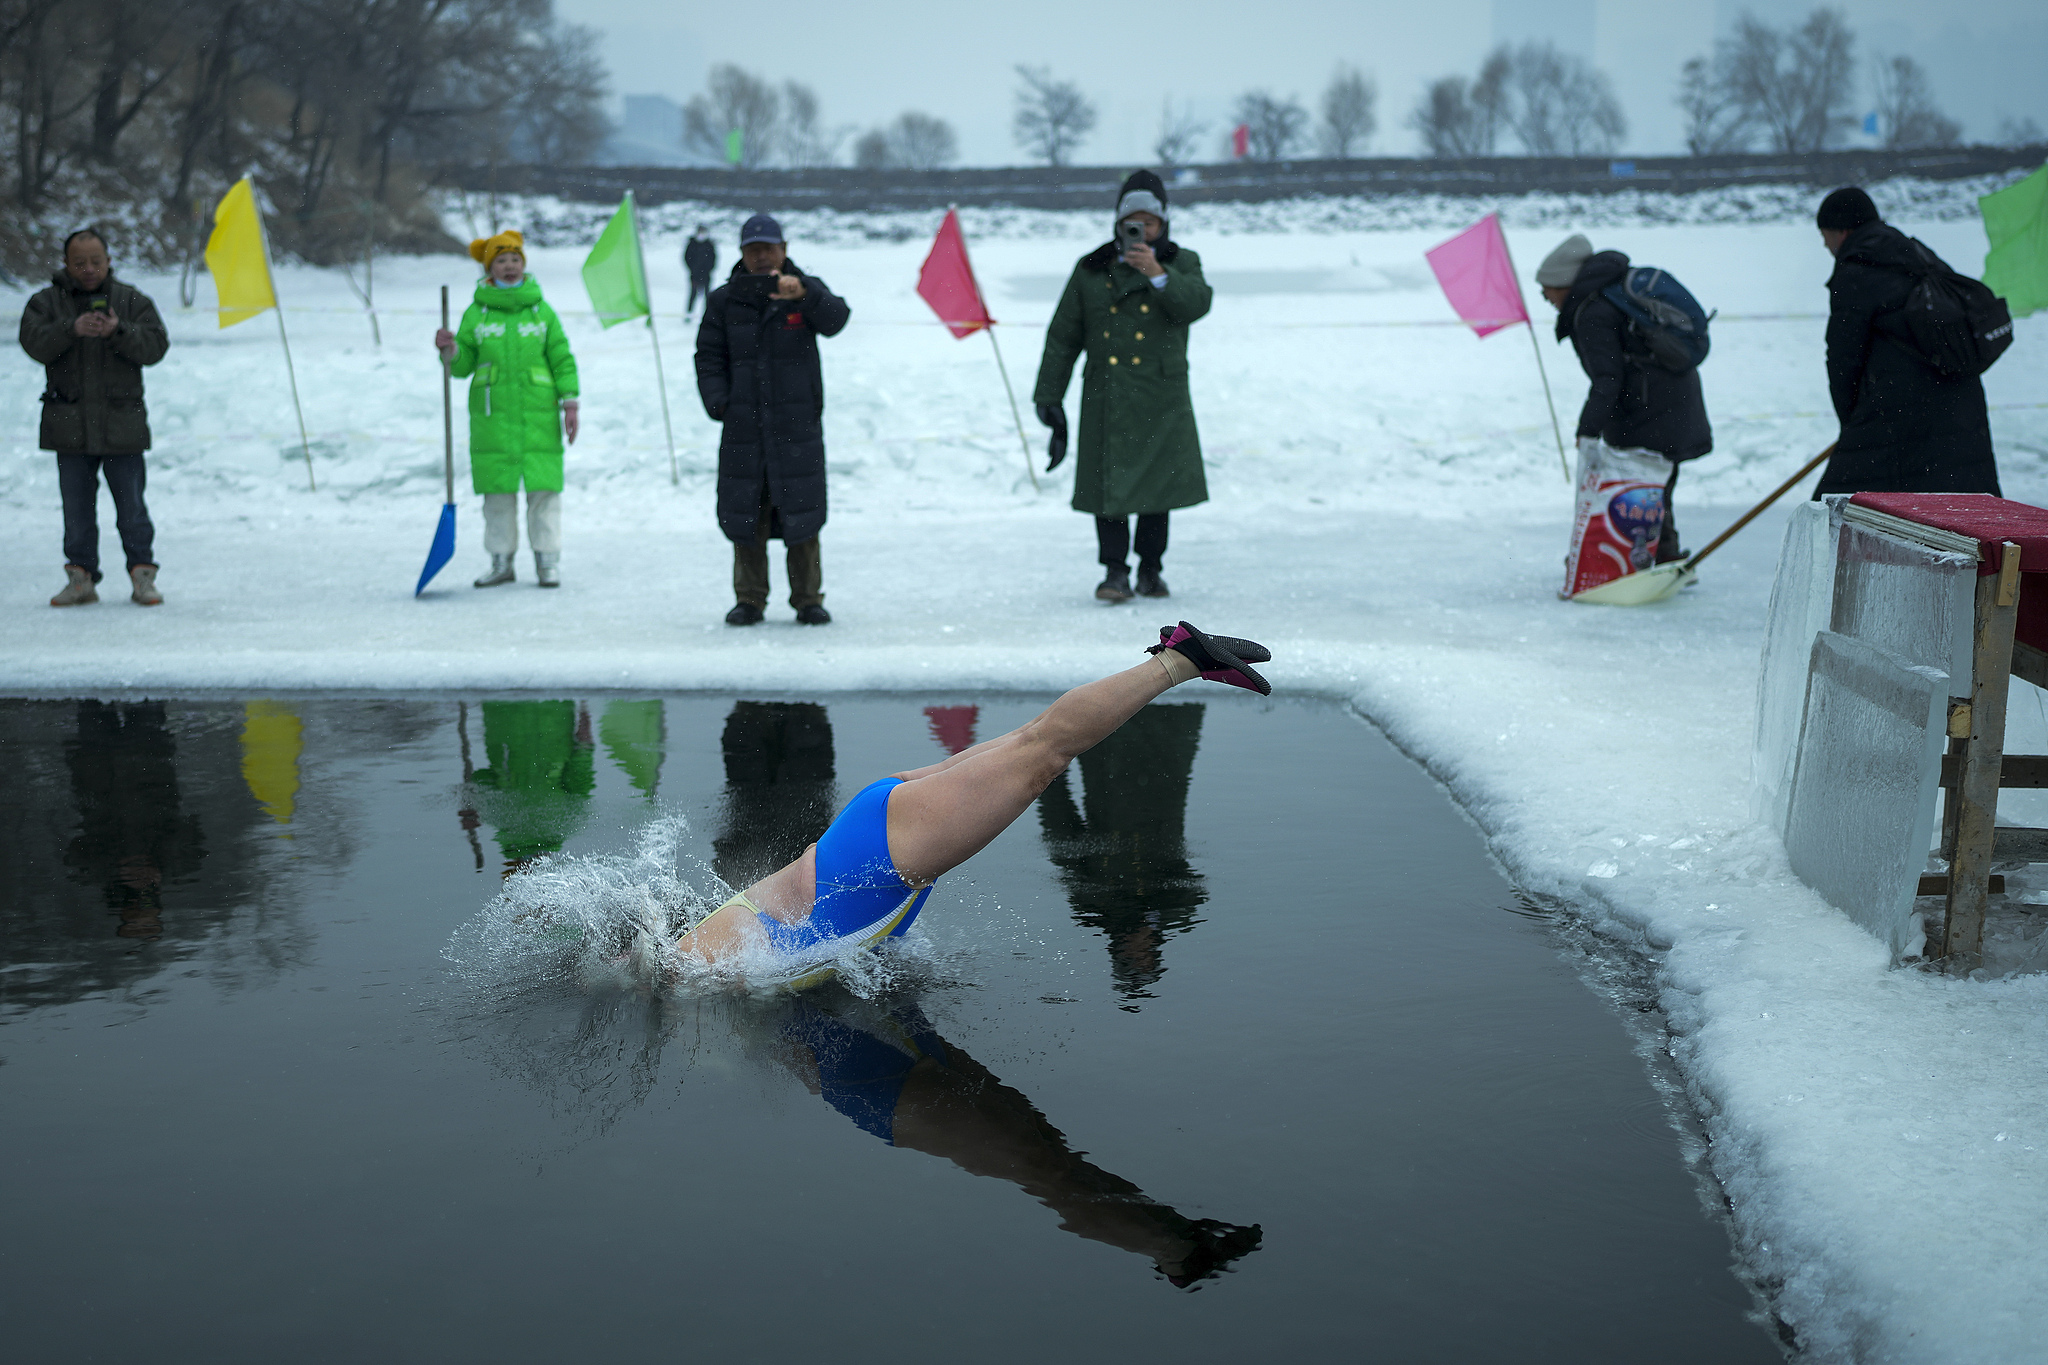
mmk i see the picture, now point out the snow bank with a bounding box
[4,213,2048,1361]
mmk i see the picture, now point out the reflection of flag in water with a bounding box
[599,700,665,796]
[240,700,302,826]
[923,705,979,755]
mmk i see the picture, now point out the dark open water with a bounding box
[0,694,1782,1363]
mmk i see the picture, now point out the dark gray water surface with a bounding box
[0,695,1779,1363]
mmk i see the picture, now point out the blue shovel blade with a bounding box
[415,503,456,596]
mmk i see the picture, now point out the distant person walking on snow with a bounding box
[684,224,716,317]
[1811,186,1999,497]
[434,230,580,588]
[1034,170,1213,603]
[19,229,170,607]
[694,213,850,627]
[1537,234,1713,562]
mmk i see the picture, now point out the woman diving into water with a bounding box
[675,622,1271,979]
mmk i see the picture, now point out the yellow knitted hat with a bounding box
[468,230,525,265]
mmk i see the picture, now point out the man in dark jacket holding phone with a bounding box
[1538,233,1712,564]
[19,229,170,607]
[1811,186,1998,496]
[694,213,850,626]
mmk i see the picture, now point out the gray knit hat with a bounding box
[1535,234,1593,288]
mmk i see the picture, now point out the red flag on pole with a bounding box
[916,209,993,337]
[1232,123,1249,159]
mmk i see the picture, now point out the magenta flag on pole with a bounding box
[917,209,994,338]
[1425,213,1530,338]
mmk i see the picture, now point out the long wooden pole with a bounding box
[627,192,679,485]
[441,285,454,504]
[275,308,315,491]
[985,326,1039,492]
[1681,444,1836,571]
[1492,224,1570,482]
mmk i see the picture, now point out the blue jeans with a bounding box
[59,453,154,580]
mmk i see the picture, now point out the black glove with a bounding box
[1037,402,1068,471]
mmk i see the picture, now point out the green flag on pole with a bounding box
[581,191,650,327]
[1981,165,2048,319]
[725,128,743,166]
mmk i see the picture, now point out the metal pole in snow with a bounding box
[1494,224,1570,483]
[441,285,454,504]
[274,308,316,490]
[627,192,679,485]
[984,326,1039,493]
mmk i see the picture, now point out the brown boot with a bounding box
[50,565,98,607]
[129,564,162,606]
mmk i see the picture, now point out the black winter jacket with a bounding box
[693,260,850,545]
[1815,221,1998,496]
[683,236,716,279]
[1557,251,1712,461]
[19,271,169,454]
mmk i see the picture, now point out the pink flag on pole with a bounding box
[1424,213,1530,338]
[916,209,994,338]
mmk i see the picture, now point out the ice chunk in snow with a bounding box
[1753,500,1840,830]
[1829,518,1976,685]
[1783,631,1949,960]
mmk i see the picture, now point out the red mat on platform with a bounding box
[1849,493,2048,574]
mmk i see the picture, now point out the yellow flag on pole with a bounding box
[204,177,277,328]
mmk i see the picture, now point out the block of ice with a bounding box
[1753,500,1841,829]
[1782,631,1949,960]
[1830,519,1976,686]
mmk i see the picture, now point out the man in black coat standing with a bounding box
[19,229,171,607]
[694,214,850,626]
[1812,186,1999,497]
[683,224,716,318]
[1537,234,1713,562]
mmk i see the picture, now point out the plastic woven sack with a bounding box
[1563,438,1673,598]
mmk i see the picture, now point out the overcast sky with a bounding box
[558,0,2048,163]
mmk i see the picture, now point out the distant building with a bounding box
[601,93,714,167]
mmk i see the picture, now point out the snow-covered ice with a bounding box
[6,196,2048,1362]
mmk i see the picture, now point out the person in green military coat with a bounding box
[1034,170,1213,602]
[433,230,580,589]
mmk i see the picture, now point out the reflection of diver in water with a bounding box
[711,701,837,892]
[64,701,205,939]
[776,994,1262,1287]
[1038,703,1206,1004]
[469,701,596,875]
[676,624,1271,979]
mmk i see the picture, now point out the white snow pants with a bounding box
[482,490,561,556]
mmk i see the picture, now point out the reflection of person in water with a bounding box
[711,701,837,891]
[676,623,1270,971]
[1038,703,1206,1004]
[469,701,595,874]
[64,701,205,939]
[776,996,1261,1286]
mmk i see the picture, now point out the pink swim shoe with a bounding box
[1147,621,1272,695]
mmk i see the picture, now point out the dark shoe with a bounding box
[1153,625,1271,664]
[795,604,831,625]
[1095,566,1133,602]
[725,602,764,626]
[1148,621,1272,695]
[1135,566,1169,597]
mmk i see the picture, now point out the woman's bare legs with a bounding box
[677,654,1188,961]
[885,655,1184,886]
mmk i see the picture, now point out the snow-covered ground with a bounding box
[6,193,2048,1362]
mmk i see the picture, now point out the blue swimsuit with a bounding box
[756,778,934,952]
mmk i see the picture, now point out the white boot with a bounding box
[474,554,516,588]
[535,552,559,588]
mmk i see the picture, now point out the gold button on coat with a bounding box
[1108,356,1118,365]
[1131,356,1141,364]
[1140,304,1150,313]
[1135,332,1144,340]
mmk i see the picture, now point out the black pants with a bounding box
[1096,513,1169,571]
[687,274,711,313]
[1658,463,1683,563]
[59,453,154,580]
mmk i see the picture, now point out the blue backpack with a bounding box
[1601,267,1713,372]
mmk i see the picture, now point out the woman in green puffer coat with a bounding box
[433,230,580,588]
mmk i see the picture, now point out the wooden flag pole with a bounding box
[627,192,679,485]
[984,325,1039,493]
[275,308,315,491]
[1525,321,1569,483]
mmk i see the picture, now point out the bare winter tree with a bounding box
[780,82,847,167]
[1716,8,1857,153]
[1497,43,1624,154]
[1013,65,1095,166]
[1318,65,1376,158]
[851,127,889,169]
[886,111,957,170]
[1997,115,2045,146]
[1233,89,1308,160]
[1153,98,1207,165]
[682,63,780,167]
[1872,55,1960,150]
[1407,51,1509,157]
[1676,55,1748,154]
[502,24,611,165]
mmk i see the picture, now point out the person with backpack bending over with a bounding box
[1537,234,1713,564]
[1813,186,2006,497]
